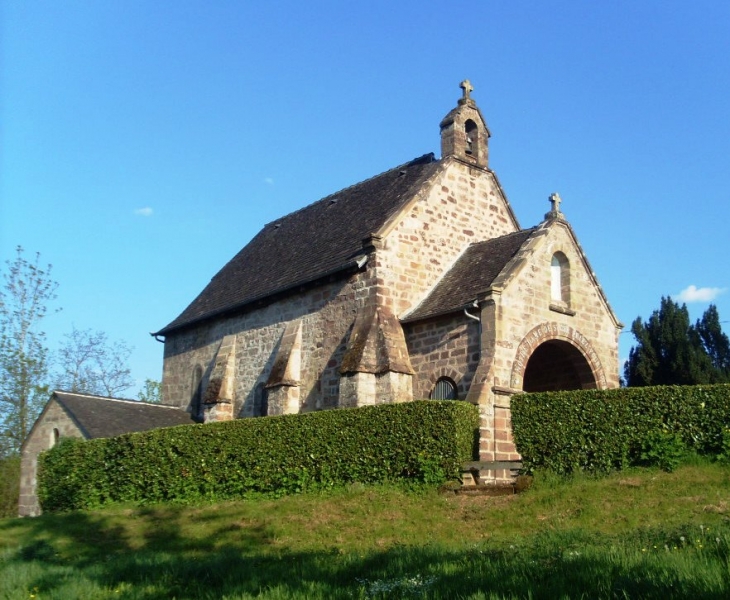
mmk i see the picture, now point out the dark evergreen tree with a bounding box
[695,304,730,382]
[623,297,726,386]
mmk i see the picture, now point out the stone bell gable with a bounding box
[154,81,622,479]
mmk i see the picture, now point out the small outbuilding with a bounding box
[19,391,192,516]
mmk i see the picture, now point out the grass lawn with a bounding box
[1,460,729,598]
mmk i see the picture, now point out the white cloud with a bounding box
[675,285,727,303]
[264,177,274,185]
[134,207,153,217]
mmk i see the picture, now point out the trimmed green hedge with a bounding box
[512,384,730,474]
[38,400,479,512]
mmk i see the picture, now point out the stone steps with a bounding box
[455,460,525,495]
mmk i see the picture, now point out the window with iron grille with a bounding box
[430,377,457,400]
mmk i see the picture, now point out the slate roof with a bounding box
[53,391,193,439]
[403,228,537,322]
[156,153,442,336]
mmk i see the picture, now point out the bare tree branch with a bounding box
[55,327,134,398]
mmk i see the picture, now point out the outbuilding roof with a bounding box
[403,228,536,322]
[155,153,442,336]
[53,391,193,439]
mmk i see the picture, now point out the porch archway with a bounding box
[522,339,596,392]
[510,322,607,391]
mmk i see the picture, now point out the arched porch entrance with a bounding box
[522,339,597,392]
[510,322,608,392]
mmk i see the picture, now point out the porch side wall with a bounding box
[404,314,480,400]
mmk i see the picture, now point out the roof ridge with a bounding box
[54,390,182,409]
[263,153,437,228]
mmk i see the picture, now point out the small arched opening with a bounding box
[464,119,478,160]
[51,428,60,447]
[430,376,458,400]
[551,252,570,305]
[523,340,597,392]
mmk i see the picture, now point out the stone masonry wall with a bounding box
[162,269,377,417]
[18,401,85,517]
[404,314,480,400]
[376,159,518,317]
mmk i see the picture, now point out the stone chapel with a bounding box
[153,81,622,474]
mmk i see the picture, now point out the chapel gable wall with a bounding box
[377,161,518,317]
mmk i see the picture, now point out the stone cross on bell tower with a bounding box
[459,79,474,102]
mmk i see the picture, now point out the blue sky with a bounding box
[2,1,729,395]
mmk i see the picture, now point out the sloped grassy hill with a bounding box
[1,461,730,599]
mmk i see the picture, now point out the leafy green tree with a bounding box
[624,297,728,386]
[54,326,134,397]
[137,378,162,404]
[0,247,59,457]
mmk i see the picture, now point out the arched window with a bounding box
[191,365,203,421]
[51,428,60,447]
[551,252,570,304]
[253,383,268,417]
[465,119,478,158]
[430,377,458,400]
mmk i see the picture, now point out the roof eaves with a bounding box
[154,255,367,337]
[401,302,475,324]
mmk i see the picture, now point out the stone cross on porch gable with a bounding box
[545,192,565,221]
[549,192,562,213]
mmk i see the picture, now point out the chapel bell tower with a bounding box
[440,80,490,169]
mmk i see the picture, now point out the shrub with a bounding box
[0,455,20,518]
[512,384,730,474]
[717,428,730,464]
[637,430,688,472]
[38,400,479,512]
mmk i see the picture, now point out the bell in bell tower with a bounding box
[440,80,490,169]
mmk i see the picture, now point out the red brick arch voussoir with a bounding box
[509,321,607,391]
